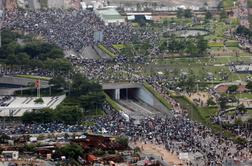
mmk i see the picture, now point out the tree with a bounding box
[71,73,103,97]
[55,106,83,124]
[197,36,208,55]
[159,41,167,53]
[185,40,198,56]
[246,81,252,91]
[227,85,238,93]
[16,52,30,65]
[236,104,246,114]
[0,133,10,143]
[0,30,71,73]
[80,91,105,111]
[163,19,169,26]
[184,9,193,18]
[59,143,84,160]
[49,76,67,91]
[218,1,224,9]
[205,11,212,20]
[136,3,141,11]
[220,10,228,20]
[34,98,44,104]
[207,97,216,106]
[21,109,54,124]
[176,8,184,18]
[116,136,129,148]
[234,136,247,145]
[218,95,228,111]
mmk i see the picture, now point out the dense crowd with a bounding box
[1,7,251,165]
[233,0,252,50]
[3,9,159,53]
[1,102,251,165]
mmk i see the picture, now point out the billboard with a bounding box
[93,31,103,42]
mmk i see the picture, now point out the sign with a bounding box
[93,31,103,42]
[35,80,40,88]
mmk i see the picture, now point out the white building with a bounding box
[0,95,66,117]
[95,7,125,25]
[2,151,19,160]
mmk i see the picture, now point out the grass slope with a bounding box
[104,93,122,112]
[98,44,116,58]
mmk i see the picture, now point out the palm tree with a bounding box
[136,3,141,11]
[152,2,158,11]
[236,104,246,114]
[218,95,228,111]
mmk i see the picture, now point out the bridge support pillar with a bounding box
[115,89,120,100]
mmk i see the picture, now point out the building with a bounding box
[2,151,19,160]
[0,95,66,117]
[15,0,80,9]
[95,7,125,25]
[126,12,152,21]
[230,64,252,73]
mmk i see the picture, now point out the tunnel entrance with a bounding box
[119,88,138,100]
[103,85,170,114]
[105,89,115,99]
[104,88,139,100]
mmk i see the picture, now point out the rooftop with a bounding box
[96,8,125,20]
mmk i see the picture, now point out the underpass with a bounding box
[103,83,170,120]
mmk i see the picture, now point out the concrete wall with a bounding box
[135,87,169,112]
[48,0,64,8]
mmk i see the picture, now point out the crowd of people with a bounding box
[3,9,159,53]
[233,0,252,50]
[1,6,251,165]
[1,101,251,165]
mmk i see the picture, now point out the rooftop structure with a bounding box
[230,64,252,73]
[0,95,66,117]
[95,7,125,25]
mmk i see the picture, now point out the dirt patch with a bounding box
[132,141,185,165]
[185,92,213,106]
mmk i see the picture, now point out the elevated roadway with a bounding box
[102,82,142,90]
[0,76,49,87]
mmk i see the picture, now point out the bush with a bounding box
[207,97,216,106]
[227,85,238,93]
[234,136,247,145]
[248,0,252,8]
[16,75,51,81]
[93,148,106,156]
[112,44,125,50]
[59,143,84,160]
[98,44,116,58]
[116,136,129,147]
[225,41,239,47]
[208,42,224,47]
[34,98,44,104]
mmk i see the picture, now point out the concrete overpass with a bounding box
[0,76,49,87]
[102,83,142,100]
[102,82,169,113]
[102,82,142,90]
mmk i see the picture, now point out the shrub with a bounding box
[34,98,44,104]
[98,44,116,58]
